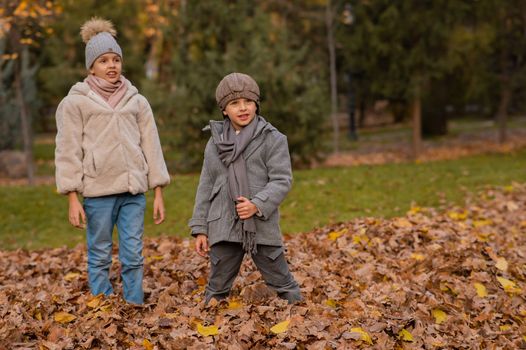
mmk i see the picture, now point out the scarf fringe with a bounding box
[242,230,257,255]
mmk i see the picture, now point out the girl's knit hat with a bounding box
[80,18,122,69]
[215,73,260,111]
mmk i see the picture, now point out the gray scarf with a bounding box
[215,117,259,254]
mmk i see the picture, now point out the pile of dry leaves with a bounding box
[1,184,525,349]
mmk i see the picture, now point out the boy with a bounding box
[189,72,302,304]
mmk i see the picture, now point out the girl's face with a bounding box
[89,52,122,83]
[223,98,257,131]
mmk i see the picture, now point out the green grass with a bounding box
[1,149,525,251]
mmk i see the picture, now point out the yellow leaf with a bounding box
[143,339,153,350]
[227,300,243,310]
[54,312,76,324]
[473,219,492,228]
[495,257,508,271]
[352,234,370,245]
[86,295,103,308]
[328,228,347,240]
[503,185,514,192]
[325,299,338,308]
[523,335,526,342]
[410,253,425,261]
[398,328,414,342]
[474,282,488,297]
[34,310,42,321]
[270,319,290,334]
[393,217,412,228]
[407,206,421,215]
[146,255,164,263]
[476,232,492,242]
[350,327,373,345]
[496,277,522,294]
[197,323,219,337]
[499,325,511,331]
[432,309,447,324]
[448,211,467,220]
[64,272,81,281]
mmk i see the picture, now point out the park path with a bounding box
[1,183,524,348]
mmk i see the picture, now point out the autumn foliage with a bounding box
[1,184,525,348]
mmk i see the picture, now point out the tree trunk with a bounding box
[496,78,511,144]
[411,84,422,159]
[326,0,339,154]
[14,55,34,185]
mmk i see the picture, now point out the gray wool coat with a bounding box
[189,116,292,247]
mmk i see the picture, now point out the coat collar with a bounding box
[205,116,276,160]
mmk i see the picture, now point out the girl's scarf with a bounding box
[215,116,259,254]
[85,74,127,109]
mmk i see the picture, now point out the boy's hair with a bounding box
[81,17,123,69]
[215,73,260,112]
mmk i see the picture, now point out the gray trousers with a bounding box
[205,241,302,304]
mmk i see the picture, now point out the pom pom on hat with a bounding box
[80,17,123,69]
[80,17,117,44]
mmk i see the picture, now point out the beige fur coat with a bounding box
[55,79,170,197]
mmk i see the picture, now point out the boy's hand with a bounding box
[195,234,209,257]
[68,192,86,229]
[153,186,165,225]
[236,196,259,219]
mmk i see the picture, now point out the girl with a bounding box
[54,18,170,304]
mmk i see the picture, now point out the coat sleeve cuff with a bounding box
[251,196,273,220]
[189,218,207,237]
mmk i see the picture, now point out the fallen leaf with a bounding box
[495,257,508,271]
[432,309,447,324]
[197,323,219,337]
[398,328,414,342]
[349,327,373,345]
[325,299,338,308]
[86,294,104,308]
[53,312,76,324]
[505,201,519,211]
[270,319,290,334]
[499,325,511,331]
[393,217,412,228]
[63,272,81,281]
[474,282,488,297]
[328,228,347,240]
[496,277,522,294]
[143,339,153,350]
[410,253,425,261]
[227,300,243,310]
[473,219,492,227]
[407,206,421,215]
[448,211,468,220]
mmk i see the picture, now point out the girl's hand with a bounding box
[153,187,165,225]
[195,234,209,257]
[236,196,259,219]
[68,192,86,229]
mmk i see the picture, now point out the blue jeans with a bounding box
[83,193,146,304]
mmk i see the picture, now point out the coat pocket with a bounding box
[132,146,149,173]
[207,182,223,222]
[82,151,96,178]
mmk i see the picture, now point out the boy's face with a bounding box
[223,98,257,131]
[89,52,122,83]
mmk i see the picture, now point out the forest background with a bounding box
[2,0,526,177]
